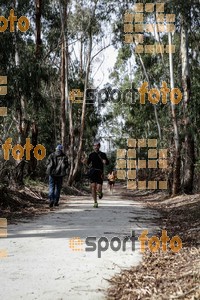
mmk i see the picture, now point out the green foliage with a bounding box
[0,0,199,190]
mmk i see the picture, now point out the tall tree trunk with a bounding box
[61,38,66,147]
[28,0,42,177]
[27,122,38,177]
[67,28,93,185]
[181,8,195,193]
[35,0,42,57]
[80,34,83,81]
[59,0,68,151]
[59,0,74,184]
[168,32,181,196]
[12,0,30,187]
[12,104,31,187]
[138,54,162,139]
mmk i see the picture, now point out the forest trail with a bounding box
[0,184,160,300]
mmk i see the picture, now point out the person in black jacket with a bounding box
[46,144,68,208]
[86,141,109,208]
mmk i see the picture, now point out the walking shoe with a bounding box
[97,191,103,199]
[93,202,98,208]
[49,201,54,208]
[54,202,59,207]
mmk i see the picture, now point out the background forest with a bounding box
[0,0,199,196]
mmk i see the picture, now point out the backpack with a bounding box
[46,153,68,177]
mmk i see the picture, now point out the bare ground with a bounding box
[0,179,89,223]
[0,183,199,299]
[107,192,200,300]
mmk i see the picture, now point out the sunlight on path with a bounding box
[0,185,160,300]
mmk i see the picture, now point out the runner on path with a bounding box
[107,170,117,194]
[86,140,109,208]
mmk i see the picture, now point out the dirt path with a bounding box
[0,184,160,300]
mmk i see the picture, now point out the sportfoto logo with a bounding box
[2,138,46,161]
[139,82,182,105]
[0,9,30,32]
[69,230,182,258]
[69,82,182,106]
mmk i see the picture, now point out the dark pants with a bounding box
[49,176,63,204]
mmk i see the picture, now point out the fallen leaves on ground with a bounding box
[107,193,200,300]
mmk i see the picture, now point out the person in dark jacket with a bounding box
[86,141,109,208]
[46,144,68,208]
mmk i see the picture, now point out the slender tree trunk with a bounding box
[27,122,38,176]
[59,0,76,185]
[11,0,30,186]
[27,0,42,177]
[80,35,83,80]
[138,54,162,139]
[35,0,42,57]
[59,0,68,151]
[168,32,181,196]
[68,30,93,185]
[13,105,31,187]
[61,38,66,147]
[59,0,73,182]
[181,10,195,193]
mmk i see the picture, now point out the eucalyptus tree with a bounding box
[104,0,199,195]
